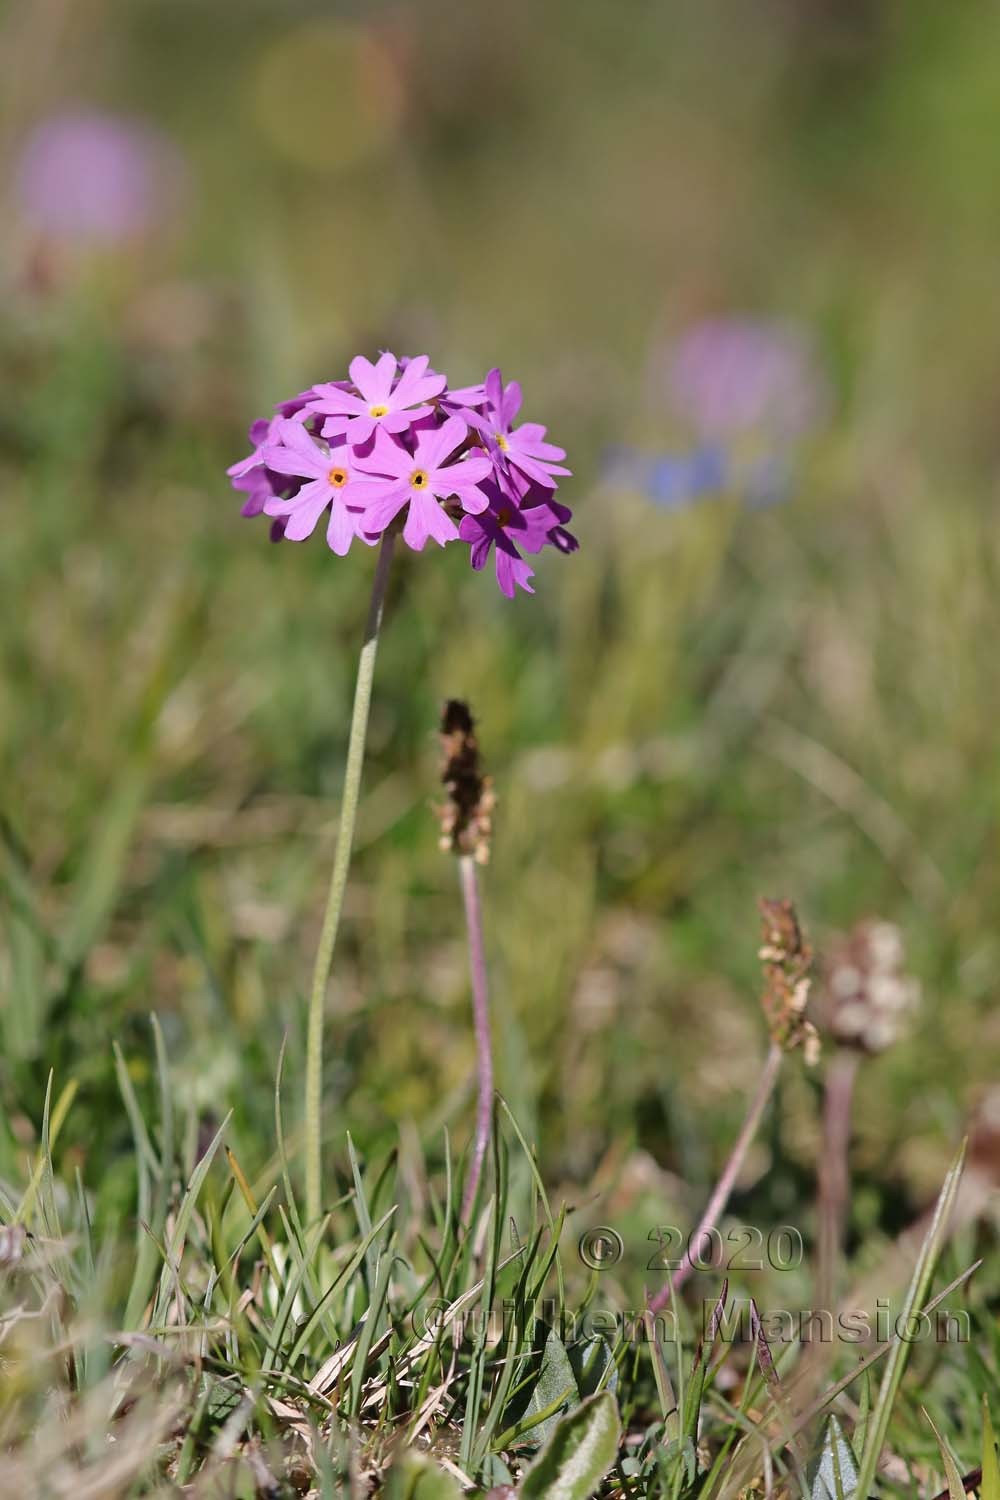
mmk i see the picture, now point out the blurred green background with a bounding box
[1,0,999,1261]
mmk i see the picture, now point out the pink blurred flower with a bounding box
[15,109,186,246]
[659,318,829,442]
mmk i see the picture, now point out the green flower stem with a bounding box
[304,531,395,1226]
[459,852,493,1224]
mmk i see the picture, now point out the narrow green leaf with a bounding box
[497,1095,565,1307]
[347,1131,377,1288]
[153,1111,232,1323]
[262,1211,329,1373]
[854,1368,872,1465]
[349,1238,395,1418]
[286,1205,396,1370]
[924,1408,966,1500]
[983,1397,1000,1500]
[854,1139,967,1499]
[0,815,51,1060]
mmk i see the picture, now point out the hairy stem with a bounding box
[459,853,493,1224]
[649,1040,783,1312]
[304,532,395,1226]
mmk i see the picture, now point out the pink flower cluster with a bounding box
[229,355,577,597]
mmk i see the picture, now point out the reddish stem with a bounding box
[815,1049,858,1318]
[649,1041,784,1313]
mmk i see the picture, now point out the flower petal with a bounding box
[391,354,446,407]
[440,454,492,486]
[261,428,328,479]
[403,493,458,551]
[282,481,332,540]
[308,383,366,418]
[346,413,377,444]
[353,428,409,478]
[326,500,356,556]
[509,423,567,461]
[499,550,535,596]
[350,351,396,404]
[416,413,467,471]
[448,482,489,515]
[501,379,523,428]
[361,480,413,533]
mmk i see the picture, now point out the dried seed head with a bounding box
[758,897,820,1064]
[436,699,495,863]
[819,920,919,1055]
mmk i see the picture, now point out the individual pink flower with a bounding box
[227,406,315,522]
[466,368,571,492]
[307,352,446,445]
[259,419,374,555]
[354,417,491,551]
[459,483,578,598]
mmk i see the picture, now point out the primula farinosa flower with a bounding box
[259,419,378,554]
[354,418,491,550]
[464,367,572,492]
[229,354,577,594]
[15,109,186,246]
[309,353,446,444]
[227,413,304,540]
[460,482,578,598]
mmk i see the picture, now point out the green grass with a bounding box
[0,1053,994,1496]
[4,0,1000,1492]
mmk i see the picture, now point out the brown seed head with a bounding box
[758,897,820,1063]
[436,699,495,863]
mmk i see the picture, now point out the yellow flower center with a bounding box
[495,432,509,451]
[369,404,389,418]
[410,469,429,490]
[327,466,348,488]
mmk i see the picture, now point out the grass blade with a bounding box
[853,1138,967,1498]
[983,1397,1000,1500]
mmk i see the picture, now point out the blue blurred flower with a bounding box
[606,317,830,512]
[605,443,728,510]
